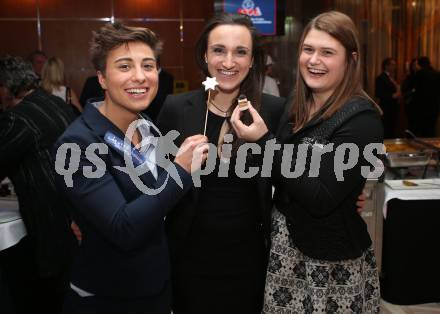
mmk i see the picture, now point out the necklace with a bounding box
[208,100,232,117]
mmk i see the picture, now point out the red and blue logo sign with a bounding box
[223,0,277,35]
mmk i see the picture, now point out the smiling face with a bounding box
[98,41,158,117]
[205,24,253,97]
[299,28,347,102]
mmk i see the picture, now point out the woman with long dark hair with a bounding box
[156,13,286,314]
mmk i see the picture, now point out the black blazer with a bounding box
[53,102,193,297]
[156,88,286,262]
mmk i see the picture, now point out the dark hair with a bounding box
[382,57,395,71]
[90,22,162,73]
[291,11,379,132]
[195,13,265,151]
[0,55,38,98]
[195,13,264,113]
[417,56,432,69]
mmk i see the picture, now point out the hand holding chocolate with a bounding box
[237,94,249,111]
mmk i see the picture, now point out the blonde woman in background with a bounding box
[41,57,82,114]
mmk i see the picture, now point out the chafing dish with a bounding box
[384,138,432,168]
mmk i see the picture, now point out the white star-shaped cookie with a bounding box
[202,76,219,91]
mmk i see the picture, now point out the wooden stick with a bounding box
[203,90,210,136]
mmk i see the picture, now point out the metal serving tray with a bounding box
[384,139,432,168]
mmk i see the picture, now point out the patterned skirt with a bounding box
[263,209,380,314]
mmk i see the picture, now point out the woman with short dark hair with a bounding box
[54,23,208,314]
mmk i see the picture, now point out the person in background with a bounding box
[262,54,280,97]
[375,57,400,138]
[0,55,76,314]
[79,75,104,107]
[402,58,418,132]
[143,56,174,122]
[28,50,47,80]
[54,22,208,314]
[411,56,440,137]
[41,56,83,114]
[231,11,383,313]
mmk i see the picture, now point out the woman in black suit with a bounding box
[156,13,286,314]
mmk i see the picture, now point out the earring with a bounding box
[205,58,208,63]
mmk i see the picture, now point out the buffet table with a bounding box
[379,180,440,305]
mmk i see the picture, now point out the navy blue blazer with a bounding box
[53,102,193,297]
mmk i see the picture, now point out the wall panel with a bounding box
[0,0,37,18]
[39,0,111,18]
[114,0,180,19]
[182,1,214,18]
[181,21,207,90]
[1,0,214,97]
[41,20,106,95]
[0,21,38,57]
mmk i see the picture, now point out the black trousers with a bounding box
[0,236,68,314]
[63,281,171,314]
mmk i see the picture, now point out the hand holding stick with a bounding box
[201,76,219,136]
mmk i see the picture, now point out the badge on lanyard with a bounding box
[104,131,145,167]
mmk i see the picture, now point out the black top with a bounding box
[179,111,262,275]
[265,97,383,261]
[156,89,286,263]
[156,90,285,312]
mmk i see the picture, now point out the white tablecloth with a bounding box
[0,197,27,251]
[382,179,440,218]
